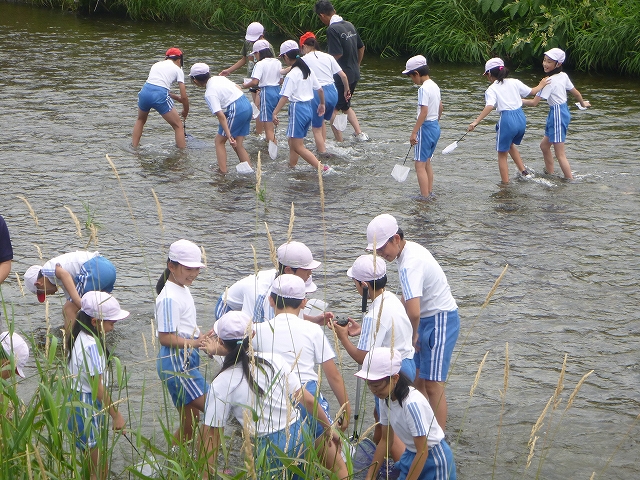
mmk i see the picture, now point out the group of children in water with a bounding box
[14,212,460,479]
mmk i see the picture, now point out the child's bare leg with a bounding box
[312,126,327,154]
[290,138,320,168]
[175,396,206,444]
[232,136,251,165]
[415,161,430,197]
[346,107,363,136]
[287,138,299,167]
[215,134,229,174]
[426,158,434,195]
[161,109,186,149]
[264,122,276,144]
[508,144,526,172]
[552,142,573,179]
[424,380,448,431]
[315,435,349,478]
[497,151,511,183]
[252,90,264,135]
[540,136,554,173]
[330,110,343,142]
[132,109,149,147]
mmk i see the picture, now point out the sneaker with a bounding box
[353,131,370,142]
[322,165,337,175]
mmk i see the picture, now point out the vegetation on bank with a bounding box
[17,0,640,75]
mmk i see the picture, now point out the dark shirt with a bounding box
[326,19,364,84]
[0,215,13,263]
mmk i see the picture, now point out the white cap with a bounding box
[484,57,505,74]
[277,241,321,270]
[355,347,402,381]
[366,214,398,250]
[402,55,427,74]
[81,291,130,321]
[279,40,299,57]
[544,48,566,64]
[168,239,206,268]
[213,311,252,341]
[347,254,386,282]
[271,274,306,300]
[245,22,264,42]
[251,39,271,55]
[0,332,30,378]
[24,265,43,300]
[189,62,210,76]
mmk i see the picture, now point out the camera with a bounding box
[334,317,349,327]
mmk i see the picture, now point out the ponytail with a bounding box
[489,65,509,83]
[217,337,274,397]
[284,49,311,79]
[156,260,179,294]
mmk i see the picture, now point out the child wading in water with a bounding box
[522,48,590,180]
[67,291,129,480]
[468,58,548,183]
[132,48,189,149]
[402,55,442,198]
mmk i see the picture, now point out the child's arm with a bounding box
[337,70,351,100]
[529,76,550,96]
[201,336,230,357]
[321,359,351,431]
[215,111,237,147]
[219,57,247,76]
[405,436,429,480]
[522,96,542,107]
[272,96,289,126]
[157,332,203,349]
[96,374,126,431]
[366,425,392,480]
[438,101,443,121]
[54,264,82,309]
[410,105,429,146]
[569,87,590,108]
[172,82,189,118]
[468,105,495,131]
[331,320,367,364]
[242,78,259,89]
[316,87,326,117]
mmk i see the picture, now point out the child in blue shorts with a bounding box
[189,63,253,174]
[468,58,549,183]
[403,55,442,198]
[132,47,189,149]
[522,48,590,180]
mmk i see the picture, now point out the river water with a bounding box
[1,3,639,478]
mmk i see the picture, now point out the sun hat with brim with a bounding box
[544,48,566,64]
[271,274,306,300]
[251,39,271,55]
[277,241,321,270]
[355,347,402,381]
[213,311,252,341]
[484,57,504,74]
[347,254,386,282]
[168,239,206,268]
[24,265,46,302]
[366,214,399,251]
[81,291,130,322]
[189,63,210,77]
[402,55,427,74]
[166,48,183,58]
[245,22,264,42]
[279,40,299,57]
[0,332,29,378]
[299,31,316,48]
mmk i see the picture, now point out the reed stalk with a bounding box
[492,342,509,480]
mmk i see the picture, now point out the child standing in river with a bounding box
[522,48,590,180]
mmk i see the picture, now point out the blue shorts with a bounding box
[397,440,456,480]
[218,95,252,138]
[157,345,208,407]
[287,100,313,139]
[495,108,526,152]
[312,84,338,128]
[138,83,174,115]
[75,256,116,297]
[415,120,441,162]
[68,392,103,450]
[256,419,309,478]
[545,103,571,143]
[415,309,460,382]
[374,357,417,413]
[299,380,332,438]
[259,85,281,123]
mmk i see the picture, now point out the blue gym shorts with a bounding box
[545,103,571,143]
[312,83,338,128]
[68,392,103,450]
[138,83,174,115]
[218,95,252,138]
[415,120,441,162]
[495,108,526,152]
[75,256,116,297]
[287,100,313,139]
[415,309,460,382]
[256,419,309,477]
[259,85,281,123]
[397,440,456,480]
[157,345,208,407]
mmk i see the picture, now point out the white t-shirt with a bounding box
[279,67,321,103]
[204,76,244,114]
[146,59,185,90]
[537,71,574,106]
[68,331,107,394]
[203,352,301,436]
[417,79,441,122]
[302,51,343,86]
[485,78,532,112]
[41,251,99,299]
[253,313,335,383]
[357,291,415,360]
[251,58,283,87]
[379,386,444,451]
[155,281,200,338]
[397,241,457,318]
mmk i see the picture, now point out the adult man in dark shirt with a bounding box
[0,215,13,285]
[315,0,369,142]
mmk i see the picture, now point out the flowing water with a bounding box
[1,3,639,478]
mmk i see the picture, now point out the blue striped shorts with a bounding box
[397,440,456,480]
[218,95,252,138]
[545,103,571,143]
[415,309,459,382]
[157,345,208,407]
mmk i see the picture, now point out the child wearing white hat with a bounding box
[402,55,443,198]
[0,331,29,380]
[154,239,208,444]
[366,214,458,431]
[66,291,129,480]
[522,47,590,180]
[356,347,456,480]
[468,57,549,183]
[189,62,253,174]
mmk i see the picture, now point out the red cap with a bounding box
[165,47,183,58]
[37,291,46,303]
[299,31,316,48]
